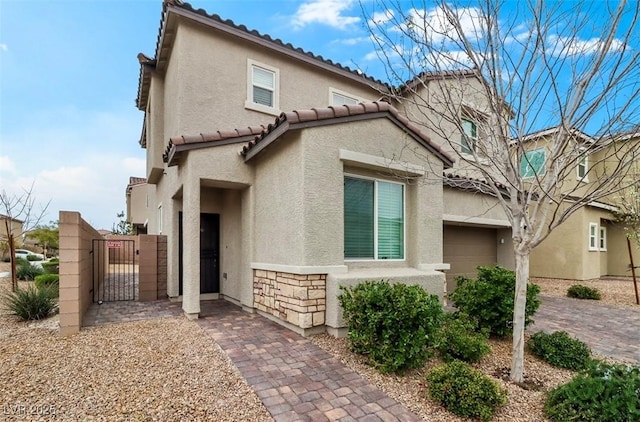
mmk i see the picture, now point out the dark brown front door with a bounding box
[178,212,220,295]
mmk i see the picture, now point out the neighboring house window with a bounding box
[599,225,607,250]
[520,148,546,178]
[577,151,588,181]
[588,222,598,251]
[344,175,404,260]
[245,59,279,115]
[157,204,163,234]
[330,88,360,106]
[461,118,478,154]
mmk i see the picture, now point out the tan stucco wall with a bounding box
[530,207,614,280]
[159,19,380,139]
[127,183,150,226]
[607,223,640,277]
[443,187,510,225]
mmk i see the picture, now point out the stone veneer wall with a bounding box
[253,270,326,329]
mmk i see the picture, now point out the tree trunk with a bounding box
[510,251,529,382]
[8,233,17,292]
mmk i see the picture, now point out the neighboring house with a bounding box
[524,127,640,280]
[0,214,24,259]
[126,176,149,234]
[133,0,511,335]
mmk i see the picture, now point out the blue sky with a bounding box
[0,0,386,230]
[1,0,637,230]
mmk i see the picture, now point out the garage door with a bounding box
[443,225,497,296]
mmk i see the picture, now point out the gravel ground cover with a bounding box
[532,277,640,308]
[310,277,640,421]
[0,264,272,422]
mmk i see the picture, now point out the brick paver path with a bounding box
[528,295,640,363]
[84,300,183,326]
[197,301,421,422]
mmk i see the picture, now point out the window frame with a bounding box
[577,149,589,182]
[461,118,478,154]
[245,59,280,116]
[329,88,361,106]
[599,225,607,251]
[588,222,598,251]
[520,148,547,179]
[343,174,406,261]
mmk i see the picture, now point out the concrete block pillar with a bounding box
[182,179,200,318]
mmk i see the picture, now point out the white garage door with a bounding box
[443,225,497,296]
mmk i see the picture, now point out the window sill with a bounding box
[244,101,280,117]
[577,177,589,183]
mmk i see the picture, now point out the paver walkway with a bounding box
[528,295,640,363]
[197,301,421,422]
[84,300,183,326]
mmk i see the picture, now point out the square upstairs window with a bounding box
[245,60,280,115]
[330,88,361,106]
[520,148,546,178]
[461,118,478,154]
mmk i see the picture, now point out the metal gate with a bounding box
[92,239,137,302]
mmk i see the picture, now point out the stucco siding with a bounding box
[158,19,380,137]
[300,118,445,268]
[253,132,305,265]
[443,187,510,225]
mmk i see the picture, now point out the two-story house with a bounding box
[526,127,640,280]
[131,0,515,335]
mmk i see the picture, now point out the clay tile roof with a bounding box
[163,125,269,163]
[128,177,147,186]
[240,102,455,166]
[443,172,510,197]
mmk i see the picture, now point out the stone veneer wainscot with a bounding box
[253,270,326,329]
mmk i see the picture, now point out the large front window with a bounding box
[344,176,404,260]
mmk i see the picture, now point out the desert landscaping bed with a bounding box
[0,262,271,422]
[533,277,640,308]
[1,260,638,421]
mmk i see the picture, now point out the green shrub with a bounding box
[26,254,43,261]
[427,360,506,421]
[436,313,491,363]
[528,331,591,370]
[48,258,59,263]
[449,266,541,337]
[41,261,59,275]
[16,261,44,281]
[2,285,58,320]
[338,280,444,373]
[545,361,640,421]
[34,274,59,298]
[567,284,602,300]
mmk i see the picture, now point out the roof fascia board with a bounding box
[167,7,384,90]
[243,121,291,162]
[168,135,257,166]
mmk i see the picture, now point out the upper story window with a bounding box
[520,148,546,178]
[577,150,589,181]
[245,59,279,115]
[344,175,404,260]
[461,118,478,154]
[330,88,360,106]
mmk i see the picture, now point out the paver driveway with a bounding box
[528,295,640,363]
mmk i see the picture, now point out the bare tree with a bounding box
[360,0,640,382]
[0,183,50,291]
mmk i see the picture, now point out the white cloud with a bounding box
[404,6,485,45]
[547,34,625,57]
[369,9,395,26]
[0,156,16,174]
[0,43,7,52]
[332,36,369,46]
[292,0,360,30]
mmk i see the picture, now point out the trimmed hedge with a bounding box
[528,331,591,370]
